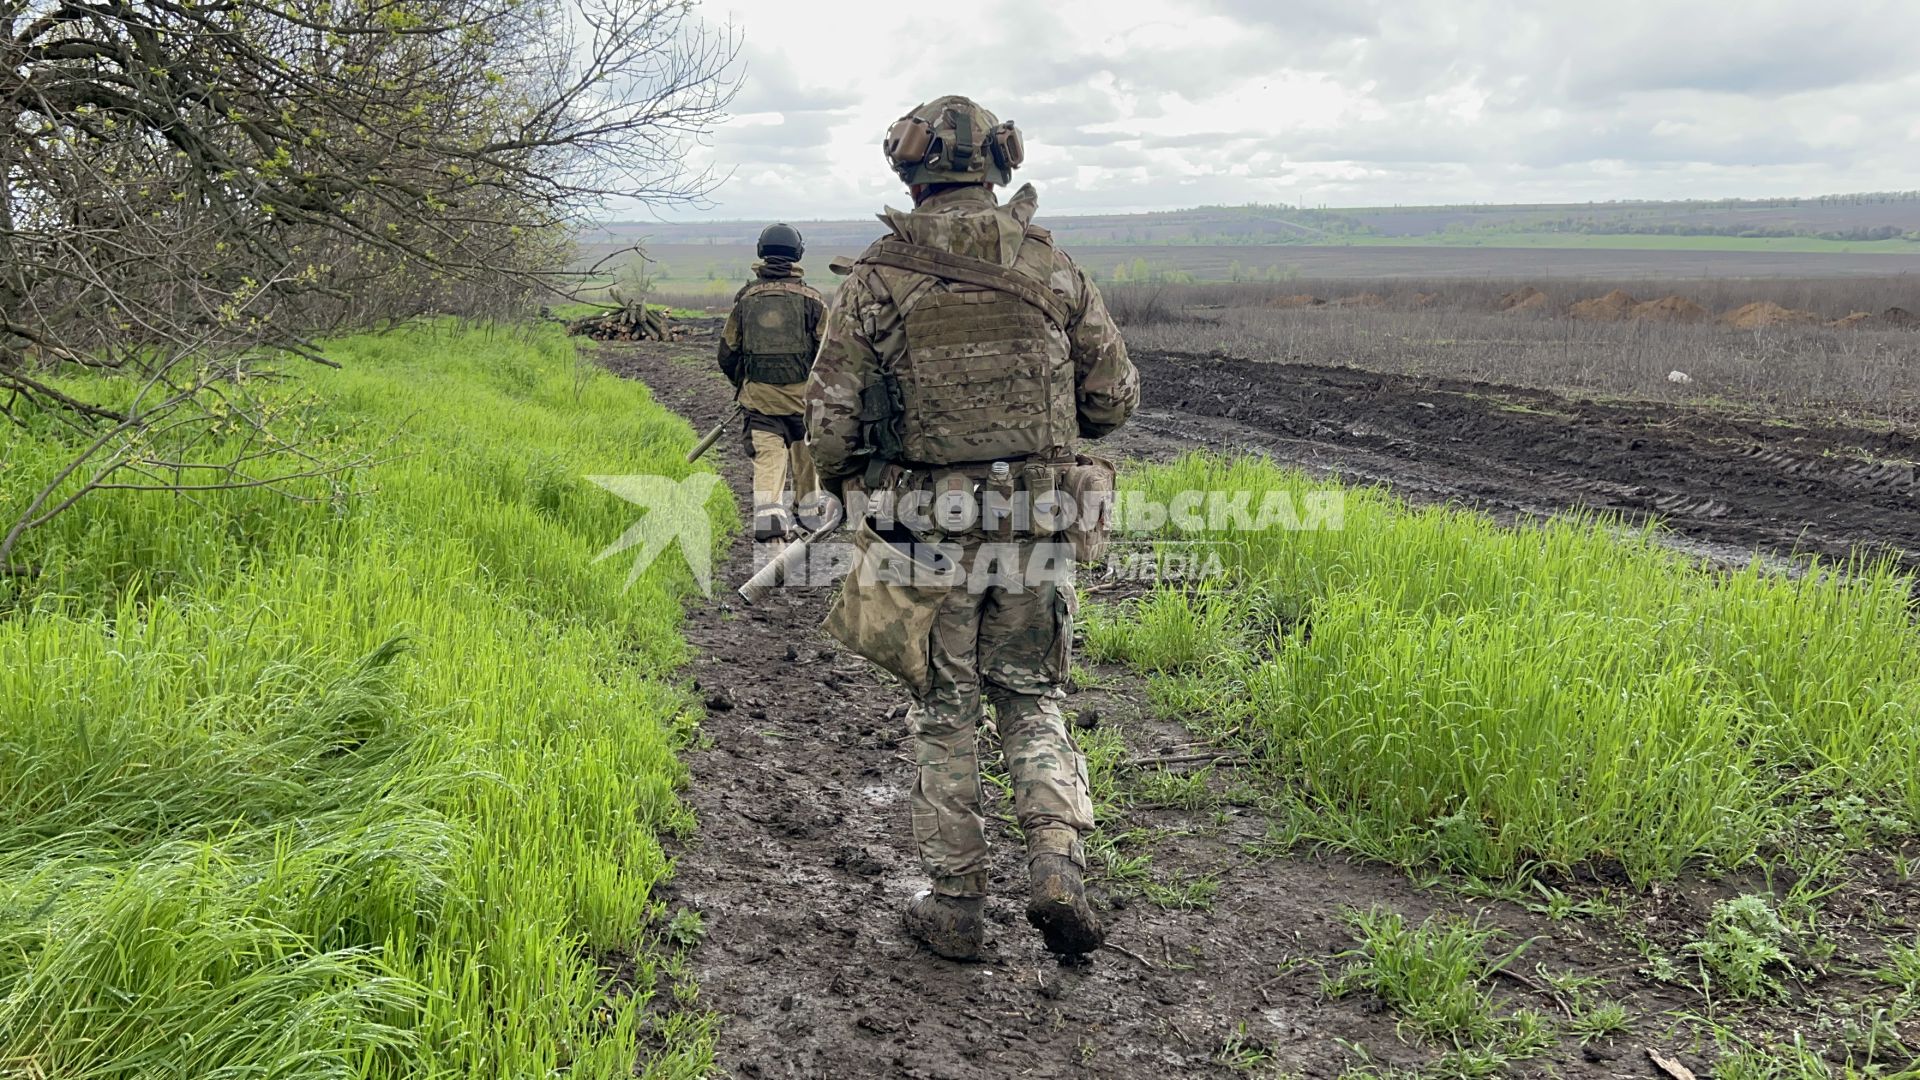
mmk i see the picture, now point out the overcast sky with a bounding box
[645,0,1920,222]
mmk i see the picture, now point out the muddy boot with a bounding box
[904,891,985,961]
[1026,854,1104,956]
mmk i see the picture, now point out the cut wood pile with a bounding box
[567,299,679,341]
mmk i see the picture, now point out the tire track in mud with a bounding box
[599,341,1705,1080]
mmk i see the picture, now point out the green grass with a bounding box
[1324,907,1552,1072]
[1089,454,1920,884]
[0,322,732,1077]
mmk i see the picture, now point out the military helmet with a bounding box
[883,95,1024,186]
[756,222,804,260]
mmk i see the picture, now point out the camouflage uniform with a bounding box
[719,260,826,540]
[807,179,1138,901]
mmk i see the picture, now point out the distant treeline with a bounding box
[1505,220,1918,242]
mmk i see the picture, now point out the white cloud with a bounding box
[638,0,1920,221]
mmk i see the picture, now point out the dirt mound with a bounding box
[1882,306,1920,328]
[1267,293,1325,309]
[1498,286,1545,310]
[1831,312,1876,329]
[1568,289,1640,321]
[1410,292,1440,308]
[1630,296,1709,323]
[1333,292,1386,308]
[1502,292,1551,315]
[1722,301,1821,329]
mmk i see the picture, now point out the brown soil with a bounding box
[1832,311,1876,329]
[1883,306,1920,328]
[1630,296,1709,323]
[1129,348,1918,570]
[597,330,1919,1078]
[1502,291,1550,314]
[1497,286,1545,310]
[1266,293,1325,309]
[1409,291,1440,308]
[1568,289,1639,320]
[1723,301,1822,329]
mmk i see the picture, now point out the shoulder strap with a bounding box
[860,239,1070,327]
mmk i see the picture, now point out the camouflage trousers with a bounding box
[908,534,1093,899]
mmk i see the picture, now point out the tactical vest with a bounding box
[864,228,1076,466]
[738,287,815,385]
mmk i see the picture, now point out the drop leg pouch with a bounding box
[823,520,960,697]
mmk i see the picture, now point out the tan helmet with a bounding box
[882,95,1024,186]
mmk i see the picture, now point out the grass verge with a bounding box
[1084,453,1920,884]
[0,322,731,1077]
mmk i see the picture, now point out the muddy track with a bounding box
[1125,350,1920,571]
[596,340,1763,1079]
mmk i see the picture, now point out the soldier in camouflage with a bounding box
[805,95,1139,960]
[718,223,827,543]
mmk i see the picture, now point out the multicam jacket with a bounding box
[805,184,1138,493]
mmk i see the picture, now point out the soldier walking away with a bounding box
[718,224,827,545]
[805,95,1140,960]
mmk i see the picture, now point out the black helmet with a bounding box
[757,223,804,260]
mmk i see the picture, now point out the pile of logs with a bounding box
[566,294,677,341]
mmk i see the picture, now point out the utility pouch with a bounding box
[1061,454,1117,563]
[858,378,905,464]
[822,520,958,697]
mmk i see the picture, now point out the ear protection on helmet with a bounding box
[989,122,1024,172]
[884,115,934,169]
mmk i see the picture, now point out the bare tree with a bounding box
[1,0,738,571]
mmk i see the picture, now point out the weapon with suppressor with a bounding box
[685,404,744,464]
[737,497,845,605]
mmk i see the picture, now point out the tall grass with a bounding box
[0,322,731,1077]
[1085,455,1920,882]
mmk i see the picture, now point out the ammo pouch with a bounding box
[1061,454,1117,562]
[822,520,960,697]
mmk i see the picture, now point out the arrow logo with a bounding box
[586,472,723,596]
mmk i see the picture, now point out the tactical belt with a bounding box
[860,240,1071,327]
[896,454,1075,477]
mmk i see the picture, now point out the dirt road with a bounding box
[600,333,1914,1078]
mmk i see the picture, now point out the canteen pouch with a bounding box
[823,520,958,697]
[1022,461,1062,536]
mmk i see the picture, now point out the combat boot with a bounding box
[1025,854,1104,956]
[903,890,985,961]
